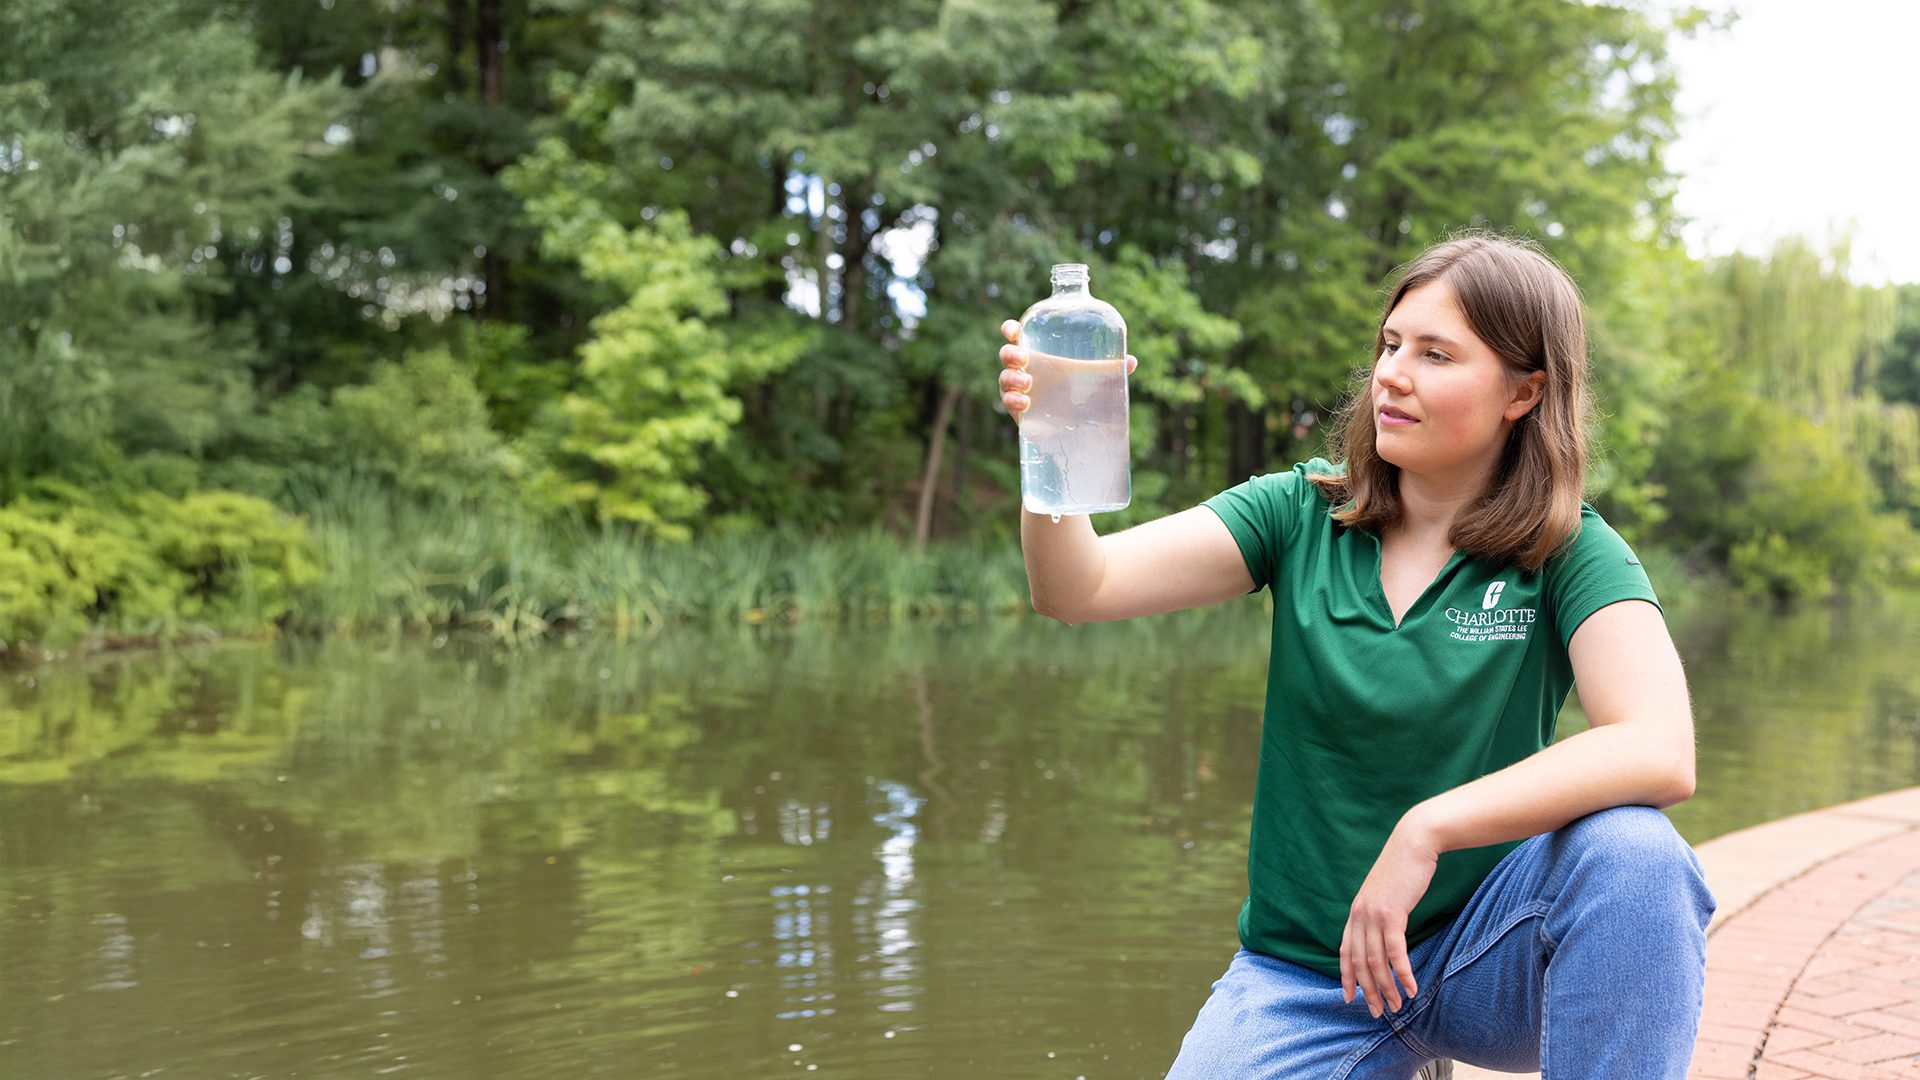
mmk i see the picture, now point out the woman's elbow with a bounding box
[1658,754,1697,807]
[1667,768,1697,806]
[1031,593,1080,624]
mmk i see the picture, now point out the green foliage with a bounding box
[0,0,342,498]
[199,346,521,505]
[140,490,321,623]
[0,497,173,647]
[505,141,807,538]
[1879,286,1920,405]
[1101,246,1248,409]
[331,347,522,500]
[1582,240,1693,534]
[1650,241,1920,600]
[288,477,1062,637]
[1687,238,1897,409]
[1864,287,1920,522]
[0,485,316,647]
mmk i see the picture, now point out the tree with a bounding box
[1876,285,1920,407]
[1650,240,1917,596]
[506,142,809,538]
[0,0,340,497]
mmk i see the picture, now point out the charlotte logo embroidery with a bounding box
[1446,579,1536,643]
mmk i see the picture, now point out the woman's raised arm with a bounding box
[997,318,1254,623]
[1020,505,1253,624]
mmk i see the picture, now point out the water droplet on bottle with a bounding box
[1050,513,1062,524]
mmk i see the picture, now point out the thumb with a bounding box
[1124,354,1138,376]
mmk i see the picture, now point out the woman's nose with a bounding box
[1373,350,1411,393]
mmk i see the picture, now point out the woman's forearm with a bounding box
[1019,508,1107,622]
[1400,722,1695,856]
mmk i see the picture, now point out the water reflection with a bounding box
[0,594,1918,1077]
[89,911,137,992]
[869,780,923,1016]
[771,882,830,1018]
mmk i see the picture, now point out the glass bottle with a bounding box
[1015,263,1131,517]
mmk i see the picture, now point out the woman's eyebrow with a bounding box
[1382,325,1463,349]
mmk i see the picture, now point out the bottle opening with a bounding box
[1050,263,1090,289]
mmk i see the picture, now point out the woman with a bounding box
[994,232,1716,1078]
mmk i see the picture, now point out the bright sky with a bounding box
[1665,0,1920,285]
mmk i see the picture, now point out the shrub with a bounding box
[0,486,316,648]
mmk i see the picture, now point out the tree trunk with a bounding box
[841,183,873,332]
[911,666,952,809]
[914,383,964,551]
[765,152,788,306]
[1169,401,1193,486]
[445,0,467,93]
[826,182,878,443]
[750,383,773,432]
[475,0,503,105]
[952,394,973,503]
[473,0,507,318]
[1226,399,1266,487]
[832,389,853,442]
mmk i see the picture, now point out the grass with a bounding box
[286,482,1734,643]
[285,484,1067,639]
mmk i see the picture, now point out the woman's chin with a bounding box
[1373,440,1411,470]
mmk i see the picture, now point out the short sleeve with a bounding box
[1200,460,1329,593]
[1544,506,1662,649]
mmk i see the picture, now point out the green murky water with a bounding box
[3,592,1918,1078]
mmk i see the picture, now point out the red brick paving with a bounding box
[1689,804,1920,1079]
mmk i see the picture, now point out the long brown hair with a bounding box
[1308,231,1593,572]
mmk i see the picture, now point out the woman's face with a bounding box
[1370,278,1543,483]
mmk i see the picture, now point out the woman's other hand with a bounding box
[997,319,1137,422]
[1340,824,1441,1019]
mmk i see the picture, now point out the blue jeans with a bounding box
[1164,805,1717,1079]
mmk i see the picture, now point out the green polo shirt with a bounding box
[1202,458,1659,980]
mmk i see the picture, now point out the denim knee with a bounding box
[1549,805,1715,923]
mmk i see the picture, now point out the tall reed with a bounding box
[284,484,1140,638]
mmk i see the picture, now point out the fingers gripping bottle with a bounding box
[1017,263,1131,517]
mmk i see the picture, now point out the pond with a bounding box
[4,591,1919,1078]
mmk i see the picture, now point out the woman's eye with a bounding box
[1382,341,1447,362]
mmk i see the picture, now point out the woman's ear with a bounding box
[1504,370,1547,422]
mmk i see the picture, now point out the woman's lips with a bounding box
[1378,405,1419,425]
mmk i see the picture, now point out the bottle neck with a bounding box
[1049,263,1090,296]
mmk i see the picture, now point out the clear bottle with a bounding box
[1016,263,1131,516]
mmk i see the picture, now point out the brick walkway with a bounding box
[1457,787,1920,1080]
[1689,789,1920,1080]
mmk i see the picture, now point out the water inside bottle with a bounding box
[1019,348,1130,516]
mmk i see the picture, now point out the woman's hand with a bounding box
[1340,823,1442,1019]
[996,319,1138,422]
